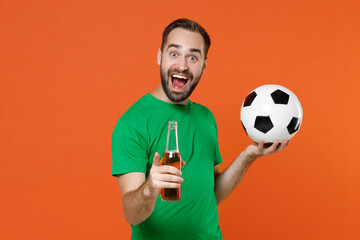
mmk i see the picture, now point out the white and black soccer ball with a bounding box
[240,84,303,145]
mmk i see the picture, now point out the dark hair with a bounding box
[161,18,211,58]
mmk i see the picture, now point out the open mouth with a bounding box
[170,74,190,91]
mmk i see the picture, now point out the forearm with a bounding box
[214,150,255,205]
[122,180,158,225]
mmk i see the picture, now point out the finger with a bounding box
[153,152,161,166]
[264,140,280,154]
[158,182,181,189]
[157,165,182,176]
[181,160,186,167]
[275,140,289,152]
[151,179,180,189]
[258,140,265,151]
[157,174,183,183]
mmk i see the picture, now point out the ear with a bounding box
[157,48,162,66]
[203,58,208,72]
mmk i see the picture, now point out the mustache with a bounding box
[168,69,193,80]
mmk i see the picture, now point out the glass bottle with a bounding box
[161,121,182,201]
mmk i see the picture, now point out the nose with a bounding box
[177,56,189,71]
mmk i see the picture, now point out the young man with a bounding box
[112,18,289,240]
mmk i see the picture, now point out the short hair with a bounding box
[161,18,211,58]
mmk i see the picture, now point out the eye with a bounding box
[189,56,197,61]
[170,52,178,57]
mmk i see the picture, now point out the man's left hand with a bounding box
[244,140,290,161]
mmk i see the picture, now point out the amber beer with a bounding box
[161,121,182,201]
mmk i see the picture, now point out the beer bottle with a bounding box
[161,121,182,201]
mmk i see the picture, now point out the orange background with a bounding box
[1,0,359,239]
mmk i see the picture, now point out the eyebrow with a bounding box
[167,44,202,56]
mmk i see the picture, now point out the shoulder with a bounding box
[116,94,157,126]
[113,94,153,137]
[190,101,216,121]
[121,94,151,118]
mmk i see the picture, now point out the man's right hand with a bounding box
[117,152,185,225]
[145,152,184,197]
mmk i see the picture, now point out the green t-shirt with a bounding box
[112,93,223,240]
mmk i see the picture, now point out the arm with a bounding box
[214,140,289,205]
[117,152,184,225]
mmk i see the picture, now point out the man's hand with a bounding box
[244,140,290,162]
[145,152,184,198]
[118,153,185,225]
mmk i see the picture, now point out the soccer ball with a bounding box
[240,84,303,145]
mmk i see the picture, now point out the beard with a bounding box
[160,65,203,103]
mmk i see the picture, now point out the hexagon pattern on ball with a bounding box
[240,84,303,144]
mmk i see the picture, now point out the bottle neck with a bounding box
[165,121,179,152]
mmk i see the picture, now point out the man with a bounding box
[112,18,289,240]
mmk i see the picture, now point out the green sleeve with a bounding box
[213,114,223,166]
[214,141,223,166]
[111,119,149,176]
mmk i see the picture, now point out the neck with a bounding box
[150,84,188,105]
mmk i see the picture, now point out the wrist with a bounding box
[243,147,258,164]
[142,179,159,199]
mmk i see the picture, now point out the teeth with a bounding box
[172,74,188,80]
